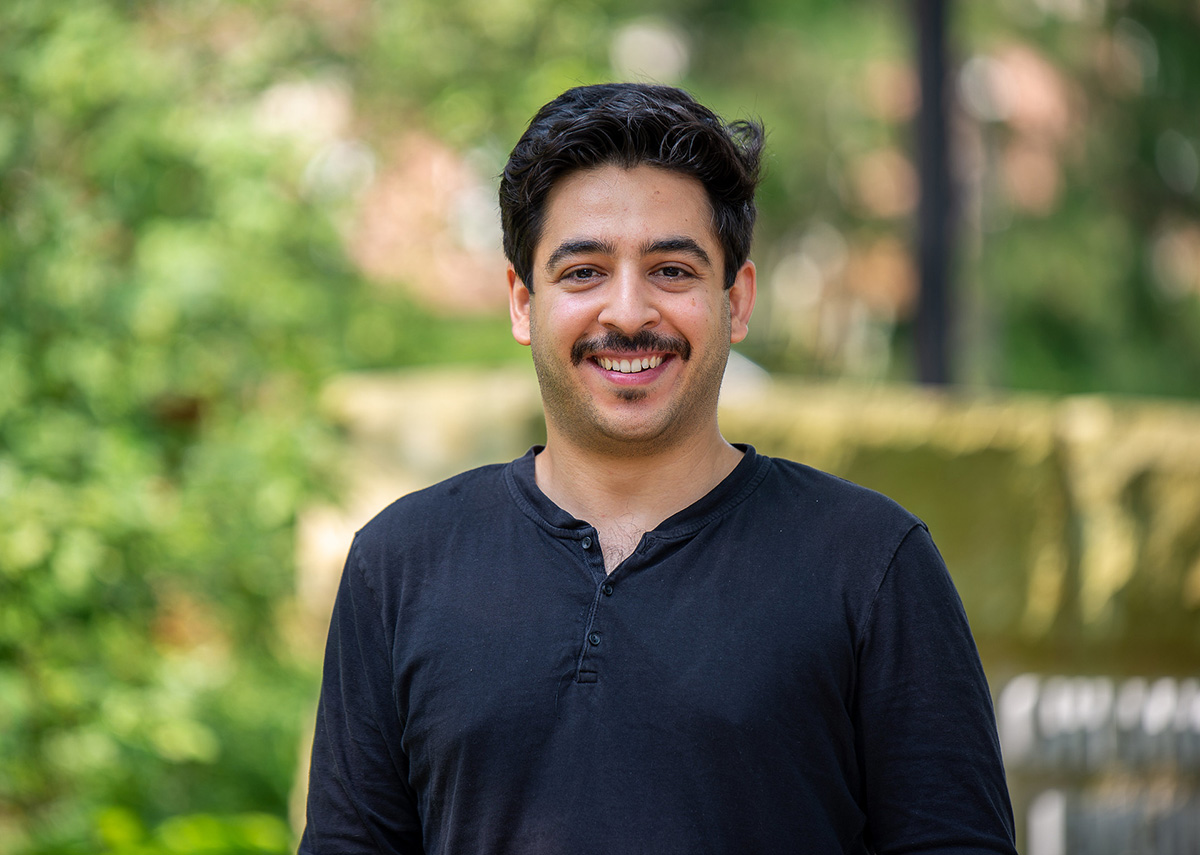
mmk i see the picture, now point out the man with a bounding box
[300,83,1016,854]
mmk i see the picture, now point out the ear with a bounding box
[728,260,756,344]
[508,265,532,347]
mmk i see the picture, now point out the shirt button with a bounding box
[602,583,614,596]
[588,632,601,646]
[581,536,593,550]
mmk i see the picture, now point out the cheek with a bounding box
[529,307,582,358]
[685,296,726,330]
[547,296,606,336]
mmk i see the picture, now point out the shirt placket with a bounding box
[572,528,616,684]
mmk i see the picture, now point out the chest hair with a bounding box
[597,522,645,575]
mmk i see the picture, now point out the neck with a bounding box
[533,425,743,534]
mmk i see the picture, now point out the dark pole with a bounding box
[913,0,953,385]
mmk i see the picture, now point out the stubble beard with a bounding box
[529,317,731,455]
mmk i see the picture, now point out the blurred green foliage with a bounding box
[0,2,346,850]
[955,2,1200,396]
[3,0,1200,851]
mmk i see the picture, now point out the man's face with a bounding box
[508,164,756,456]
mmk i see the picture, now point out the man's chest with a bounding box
[386,534,864,781]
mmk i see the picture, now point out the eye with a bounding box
[563,266,600,282]
[654,265,694,281]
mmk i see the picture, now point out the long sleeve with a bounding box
[299,540,423,854]
[855,524,1017,854]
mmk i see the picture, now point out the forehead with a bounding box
[535,164,718,262]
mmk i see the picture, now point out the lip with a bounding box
[588,353,674,385]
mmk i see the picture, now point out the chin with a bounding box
[614,388,649,403]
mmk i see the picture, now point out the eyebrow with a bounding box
[544,239,618,275]
[543,236,713,275]
[642,236,713,270]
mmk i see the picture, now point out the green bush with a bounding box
[0,2,348,850]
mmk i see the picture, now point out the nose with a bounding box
[597,270,660,335]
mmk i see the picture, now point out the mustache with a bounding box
[570,330,692,366]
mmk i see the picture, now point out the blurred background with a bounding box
[2,0,1199,853]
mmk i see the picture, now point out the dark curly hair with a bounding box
[500,83,764,291]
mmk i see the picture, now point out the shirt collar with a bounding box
[504,444,768,538]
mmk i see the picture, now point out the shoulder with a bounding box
[348,461,513,570]
[367,461,510,526]
[735,454,930,596]
[756,454,922,536]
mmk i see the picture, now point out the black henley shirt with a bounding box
[300,445,1016,854]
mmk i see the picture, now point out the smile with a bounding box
[596,356,665,374]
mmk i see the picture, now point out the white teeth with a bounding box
[598,355,664,374]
